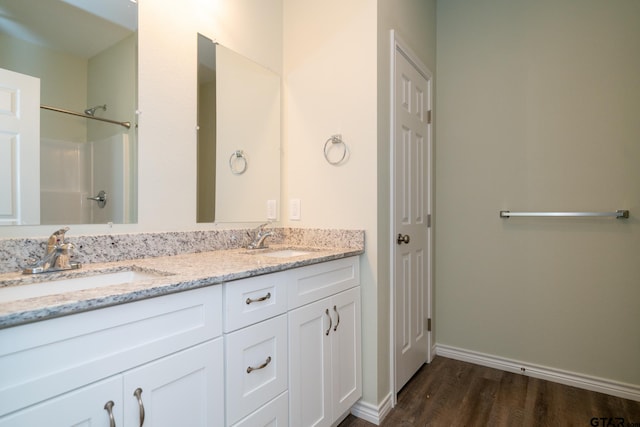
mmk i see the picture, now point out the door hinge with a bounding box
[427,318,432,332]
[427,214,431,228]
[426,110,432,124]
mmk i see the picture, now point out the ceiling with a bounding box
[0,0,137,58]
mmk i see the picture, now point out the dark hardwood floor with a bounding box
[340,357,640,427]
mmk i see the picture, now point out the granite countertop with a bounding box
[0,244,363,329]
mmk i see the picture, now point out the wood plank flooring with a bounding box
[339,357,640,427]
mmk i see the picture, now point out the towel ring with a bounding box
[323,134,347,165]
[229,150,248,175]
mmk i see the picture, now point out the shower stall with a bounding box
[0,0,138,226]
[37,32,137,225]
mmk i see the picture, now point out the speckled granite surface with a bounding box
[0,228,364,328]
[0,227,364,274]
[0,228,277,274]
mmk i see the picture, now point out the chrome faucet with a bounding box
[23,227,82,274]
[246,223,273,250]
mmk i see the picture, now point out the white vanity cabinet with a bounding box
[0,340,222,427]
[288,257,362,427]
[222,255,361,427]
[0,254,361,427]
[0,286,224,427]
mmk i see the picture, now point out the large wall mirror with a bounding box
[0,0,138,226]
[197,34,281,223]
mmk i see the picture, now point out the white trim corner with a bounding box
[350,392,393,426]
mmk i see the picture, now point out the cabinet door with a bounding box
[288,298,332,427]
[0,376,122,427]
[123,339,224,427]
[331,287,362,420]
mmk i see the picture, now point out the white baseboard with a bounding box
[435,344,640,402]
[350,392,393,426]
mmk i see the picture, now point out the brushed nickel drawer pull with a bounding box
[333,305,340,331]
[247,356,272,373]
[325,308,332,336]
[246,292,271,305]
[133,387,145,426]
[104,400,116,427]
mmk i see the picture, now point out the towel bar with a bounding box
[499,210,629,219]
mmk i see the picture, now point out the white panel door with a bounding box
[393,39,432,393]
[0,68,40,225]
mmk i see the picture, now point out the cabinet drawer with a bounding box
[0,285,222,416]
[225,314,288,426]
[231,391,288,427]
[288,256,360,309]
[223,272,288,333]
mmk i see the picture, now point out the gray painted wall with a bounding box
[435,0,640,386]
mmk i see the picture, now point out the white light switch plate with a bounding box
[289,199,301,221]
[267,200,277,220]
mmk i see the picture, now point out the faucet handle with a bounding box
[254,222,269,232]
[51,227,70,241]
[47,227,70,253]
[251,223,271,238]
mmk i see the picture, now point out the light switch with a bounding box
[290,198,301,221]
[267,199,277,220]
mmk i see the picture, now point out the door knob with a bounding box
[397,234,410,244]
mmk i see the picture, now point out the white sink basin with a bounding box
[262,249,311,258]
[0,269,166,303]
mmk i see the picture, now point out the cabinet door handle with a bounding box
[325,308,332,336]
[247,356,272,373]
[133,387,145,427]
[104,400,116,427]
[333,305,340,331]
[246,292,271,305]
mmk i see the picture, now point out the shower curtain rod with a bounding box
[499,210,629,219]
[40,104,131,129]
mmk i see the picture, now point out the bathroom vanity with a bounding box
[0,240,363,427]
[0,285,223,426]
